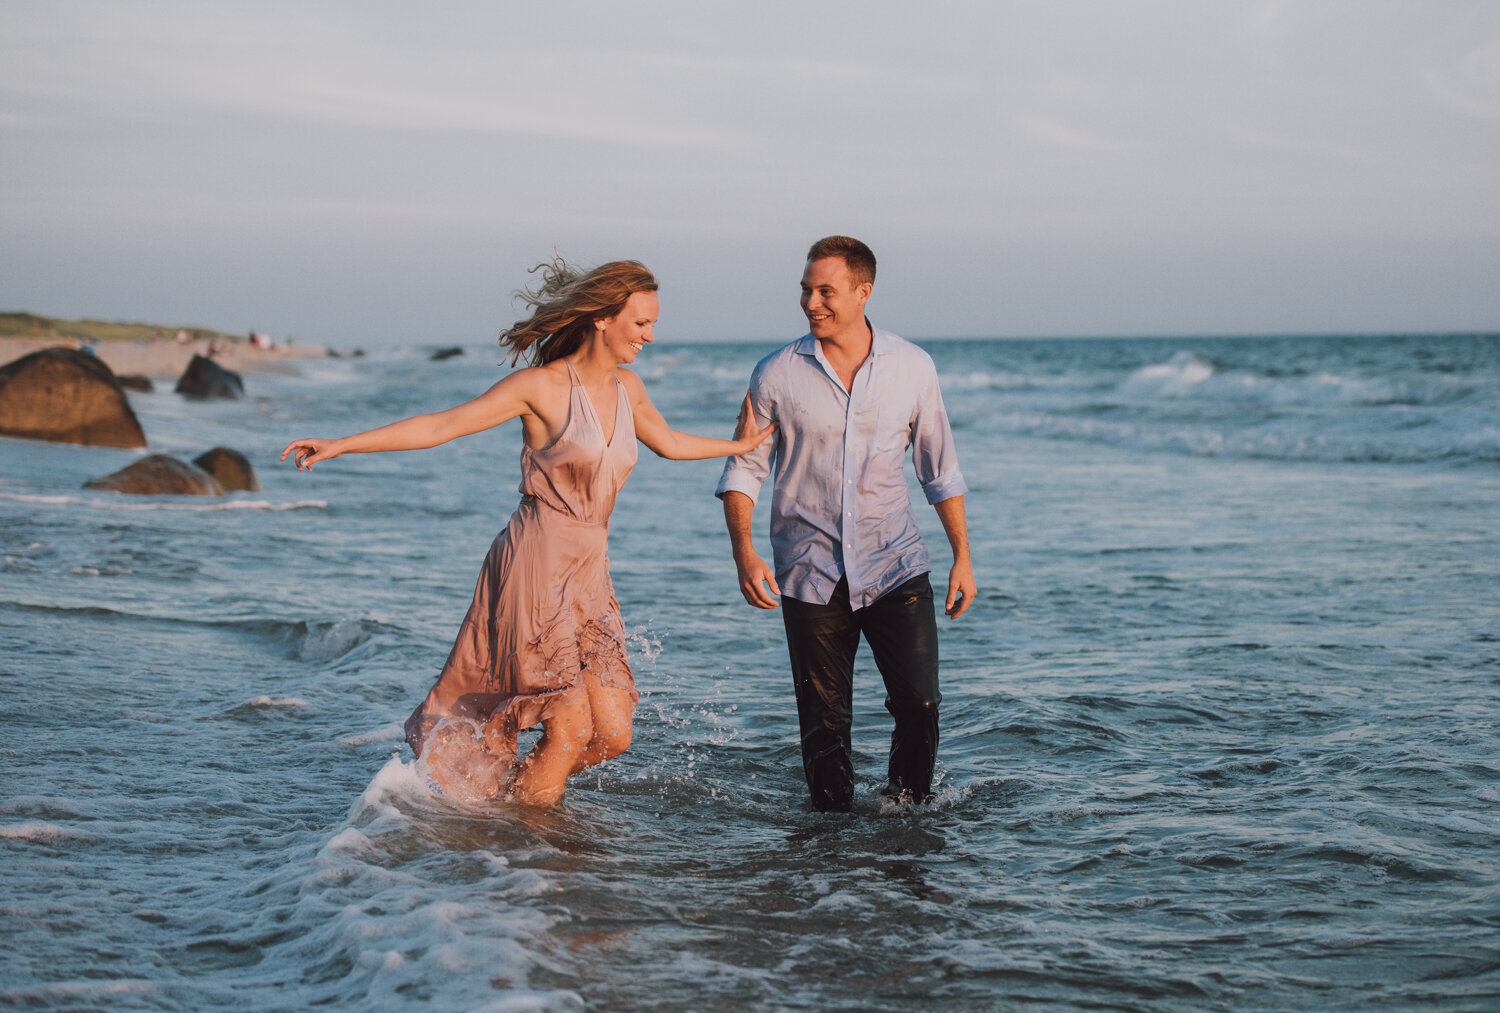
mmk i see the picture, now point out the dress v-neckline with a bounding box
[566,360,621,448]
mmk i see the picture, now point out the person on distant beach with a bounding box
[282,258,774,806]
[717,236,974,811]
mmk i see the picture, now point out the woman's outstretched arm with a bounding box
[622,371,775,461]
[281,368,551,470]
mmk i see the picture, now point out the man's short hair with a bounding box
[806,236,876,287]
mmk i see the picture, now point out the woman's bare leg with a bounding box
[510,683,594,806]
[570,673,635,775]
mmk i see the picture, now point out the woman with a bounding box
[282,258,772,806]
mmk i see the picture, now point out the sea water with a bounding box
[2,333,1497,1011]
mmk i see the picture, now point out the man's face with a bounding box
[800,257,871,340]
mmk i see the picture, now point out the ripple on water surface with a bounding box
[3,334,1498,1010]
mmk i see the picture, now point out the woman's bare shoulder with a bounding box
[497,360,571,393]
[614,366,647,397]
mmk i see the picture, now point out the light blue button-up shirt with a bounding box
[716,325,968,609]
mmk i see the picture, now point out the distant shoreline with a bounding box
[0,312,326,378]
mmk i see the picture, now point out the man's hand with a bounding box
[944,559,976,619]
[932,495,975,619]
[736,549,782,609]
[723,490,780,609]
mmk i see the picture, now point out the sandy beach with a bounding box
[0,334,326,380]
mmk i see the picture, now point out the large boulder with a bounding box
[0,346,147,448]
[84,454,224,496]
[175,354,244,398]
[193,447,260,492]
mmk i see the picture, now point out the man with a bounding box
[718,236,974,812]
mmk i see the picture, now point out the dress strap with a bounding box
[563,359,582,386]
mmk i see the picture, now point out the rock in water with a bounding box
[175,354,244,398]
[118,375,154,392]
[0,346,148,448]
[430,346,464,360]
[193,447,260,492]
[84,455,225,496]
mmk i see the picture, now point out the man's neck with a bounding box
[817,319,873,392]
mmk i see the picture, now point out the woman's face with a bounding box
[597,290,658,364]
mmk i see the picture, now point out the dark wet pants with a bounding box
[781,573,940,812]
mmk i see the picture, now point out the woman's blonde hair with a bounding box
[498,256,658,365]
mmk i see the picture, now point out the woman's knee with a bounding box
[592,713,632,759]
[545,695,595,753]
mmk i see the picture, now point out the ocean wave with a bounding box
[938,369,1059,392]
[988,409,1500,464]
[1118,351,1215,398]
[0,980,158,1004]
[354,755,442,817]
[239,695,310,709]
[0,492,327,512]
[338,724,406,748]
[0,821,90,842]
[1116,351,1480,408]
[297,616,381,662]
[0,604,400,656]
[224,695,312,722]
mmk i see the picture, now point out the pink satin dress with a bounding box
[404,363,638,789]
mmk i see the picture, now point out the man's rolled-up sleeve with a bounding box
[911,362,968,505]
[715,377,774,505]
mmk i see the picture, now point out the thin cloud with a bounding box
[1422,31,1500,121]
[1016,113,1122,152]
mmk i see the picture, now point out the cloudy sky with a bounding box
[3,1,1498,346]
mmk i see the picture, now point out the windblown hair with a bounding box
[806,235,877,286]
[498,256,658,365]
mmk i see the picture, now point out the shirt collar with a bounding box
[794,320,891,357]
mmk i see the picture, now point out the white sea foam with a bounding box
[1115,352,1480,410]
[938,368,1044,391]
[352,754,440,824]
[0,821,89,842]
[321,825,377,857]
[665,950,776,983]
[339,723,406,747]
[805,890,875,914]
[1119,351,1215,397]
[242,695,309,708]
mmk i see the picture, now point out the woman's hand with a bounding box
[731,393,776,454]
[280,437,342,471]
